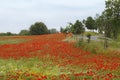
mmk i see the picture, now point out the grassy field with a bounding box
[0,33,120,80]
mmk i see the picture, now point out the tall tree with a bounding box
[85,16,97,31]
[71,20,85,35]
[95,14,104,34]
[19,30,30,36]
[29,22,48,35]
[60,27,64,33]
[61,26,71,37]
[71,20,85,41]
[49,28,58,34]
[105,0,120,39]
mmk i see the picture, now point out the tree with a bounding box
[49,28,58,34]
[0,32,17,36]
[105,0,120,39]
[71,20,85,35]
[60,27,64,33]
[95,12,109,49]
[86,33,91,43]
[29,22,48,35]
[6,32,12,36]
[95,14,104,34]
[85,16,97,31]
[19,30,30,36]
[71,20,85,41]
[60,26,71,37]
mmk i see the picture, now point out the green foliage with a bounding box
[60,26,71,37]
[76,40,85,47]
[75,34,120,54]
[86,33,91,43]
[95,14,105,34]
[60,27,64,33]
[76,40,108,54]
[84,31,99,36]
[109,38,120,49]
[19,29,30,36]
[97,0,120,39]
[49,28,58,34]
[85,16,96,30]
[61,26,71,34]
[6,32,12,36]
[0,32,17,36]
[71,20,85,35]
[29,22,48,35]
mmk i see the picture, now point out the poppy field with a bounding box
[0,33,120,80]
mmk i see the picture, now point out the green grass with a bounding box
[75,37,120,56]
[0,57,88,80]
[76,40,107,54]
[0,39,26,45]
[0,58,58,75]
[0,57,87,76]
[84,31,99,36]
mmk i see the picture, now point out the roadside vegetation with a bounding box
[64,31,120,56]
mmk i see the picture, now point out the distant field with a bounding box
[0,33,120,80]
[0,39,26,45]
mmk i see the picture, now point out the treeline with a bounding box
[19,22,58,36]
[0,22,58,36]
[96,0,120,39]
[61,0,120,40]
[60,0,120,49]
[0,32,17,36]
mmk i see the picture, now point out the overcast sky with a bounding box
[0,0,105,33]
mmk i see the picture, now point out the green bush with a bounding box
[19,30,30,36]
[29,22,48,35]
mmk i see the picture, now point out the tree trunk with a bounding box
[104,22,108,49]
[104,37,108,49]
